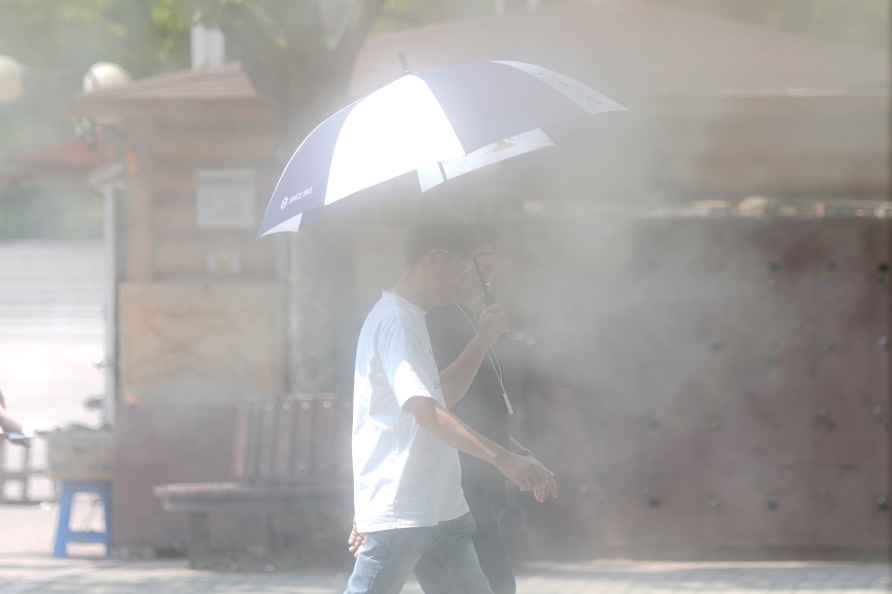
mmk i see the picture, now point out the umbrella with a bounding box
[258,60,626,237]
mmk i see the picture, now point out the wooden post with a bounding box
[231,402,249,480]
[187,512,211,565]
[265,513,280,554]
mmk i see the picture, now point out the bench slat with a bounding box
[291,398,314,482]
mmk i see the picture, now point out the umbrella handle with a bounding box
[473,256,494,307]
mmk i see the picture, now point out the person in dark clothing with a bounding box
[427,304,519,594]
[425,241,555,594]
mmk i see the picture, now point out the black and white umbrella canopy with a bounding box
[258,60,625,237]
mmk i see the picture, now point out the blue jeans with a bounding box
[343,513,495,594]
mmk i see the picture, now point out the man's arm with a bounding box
[438,304,508,408]
[0,407,23,435]
[509,436,532,456]
[404,396,555,495]
[0,390,24,435]
[439,334,491,408]
[347,402,558,559]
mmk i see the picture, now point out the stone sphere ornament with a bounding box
[82,62,131,95]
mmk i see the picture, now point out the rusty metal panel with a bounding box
[519,217,890,556]
[810,462,890,549]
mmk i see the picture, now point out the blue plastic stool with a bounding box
[53,480,112,558]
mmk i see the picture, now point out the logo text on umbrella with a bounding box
[281,186,314,211]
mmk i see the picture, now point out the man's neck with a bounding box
[391,275,434,312]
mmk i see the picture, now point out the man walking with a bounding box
[425,237,554,594]
[344,220,554,594]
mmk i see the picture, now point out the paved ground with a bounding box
[0,553,889,594]
[1,505,889,594]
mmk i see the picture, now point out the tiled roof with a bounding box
[77,62,258,105]
[15,140,104,170]
[1,140,105,185]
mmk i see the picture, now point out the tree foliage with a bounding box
[0,0,381,79]
[0,1,387,155]
[0,0,189,78]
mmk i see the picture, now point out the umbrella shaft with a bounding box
[472,257,494,306]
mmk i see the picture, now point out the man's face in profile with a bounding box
[429,249,473,306]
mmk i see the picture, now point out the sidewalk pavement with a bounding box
[1,555,889,594]
[1,505,889,594]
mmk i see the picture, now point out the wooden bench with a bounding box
[154,394,352,562]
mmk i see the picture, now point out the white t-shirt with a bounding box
[352,291,469,532]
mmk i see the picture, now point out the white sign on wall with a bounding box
[196,169,256,229]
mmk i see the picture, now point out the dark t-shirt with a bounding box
[427,304,512,493]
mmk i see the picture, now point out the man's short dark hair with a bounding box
[404,219,475,268]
